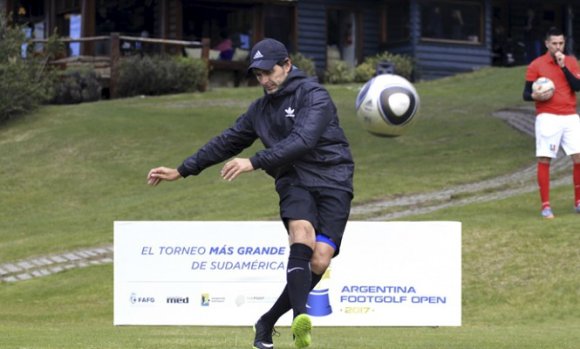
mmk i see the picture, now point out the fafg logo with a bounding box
[130,293,155,305]
[166,296,189,304]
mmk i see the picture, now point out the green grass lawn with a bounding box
[1,186,578,348]
[0,66,534,261]
[1,66,578,348]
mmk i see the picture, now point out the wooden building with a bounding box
[2,0,580,81]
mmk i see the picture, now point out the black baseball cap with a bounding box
[248,38,289,72]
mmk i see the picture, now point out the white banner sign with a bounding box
[114,221,461,326]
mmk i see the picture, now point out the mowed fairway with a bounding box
[1,66,579,348]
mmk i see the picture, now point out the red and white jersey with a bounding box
[526,52,580,115]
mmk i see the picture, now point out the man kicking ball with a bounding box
[147,38,354,348]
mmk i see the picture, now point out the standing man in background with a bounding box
[523,27,580,218]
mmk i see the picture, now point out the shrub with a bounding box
[325,60,355,84]
[290,52,316,77]
[0,14,61,122]
[354,62,376,83]
[52,68,101,104]
[355,52,415,82]
[174,56,209,92]
[116,54,208,98]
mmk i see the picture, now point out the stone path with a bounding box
[352,106,572,220]
[0,246,113,283]
[0,106,572,283]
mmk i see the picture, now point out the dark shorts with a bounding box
[276,183,352,256]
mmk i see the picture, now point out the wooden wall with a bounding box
[296,0,326,72]
[296,0,381,75]
[361,6,381,59]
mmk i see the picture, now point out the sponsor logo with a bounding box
[307,268,332,317]
[166,296,189,304]
[200,293,226,307]
[130,293,155,304]
[201,293,210,306]
[307,289,332,316]
[235,294,279,306]
[253,50,264,60]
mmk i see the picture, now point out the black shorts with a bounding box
[276,183,352,256]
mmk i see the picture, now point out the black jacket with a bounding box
[177,68,354,193]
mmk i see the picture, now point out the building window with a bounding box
[421,1,483,44]
[96,1,156,37]
[384,0,410,43]
[182,1,254,53]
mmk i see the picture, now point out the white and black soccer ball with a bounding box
[355,74,420,137]
[532,77,555,99]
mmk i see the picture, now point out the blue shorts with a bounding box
[276,183,352,256]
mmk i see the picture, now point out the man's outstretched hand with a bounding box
[147,167,181,186]
[220,158,254,181]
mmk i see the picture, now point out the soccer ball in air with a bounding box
[355,74,420,137]
[532,77,555,99]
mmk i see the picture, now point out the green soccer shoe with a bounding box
[291,314,312,348]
